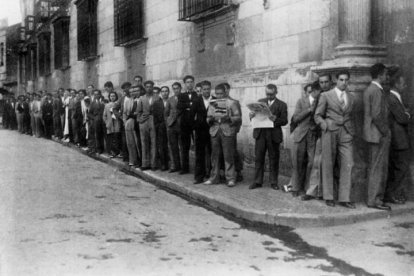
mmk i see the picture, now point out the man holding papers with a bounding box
[249,84,288,190]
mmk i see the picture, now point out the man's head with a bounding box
[93,89,102,100]
[183,75,195,91]
[370,63,387,85]
[336,70,350,91]
[121,82,131,96]
[311,80,321,98]
[195,82,202,95]
[153,86,161,97]
[134,75,143,87]
[87,84,94,95]
[201,80,211,99]
[172,82,182,97]
[215,84,226,99]
[160,86,170,100]
[35,93,41,101]
[389,68,406,92]
[104,81,114,93]
[303,83,312,96]
[144,80,154,95]
[70,89,76,98]
[265,84,277,101]
[46,93,52,100]
[318,73,332,92]
[58,88,64,96]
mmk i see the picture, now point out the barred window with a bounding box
[178,0,234,21]
[75,0,97,60]
[0,43,4,66]
[114,0,144,46]
[38,32,51,76]
[53,16,70,69]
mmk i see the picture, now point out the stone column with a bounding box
[335,0,386,61]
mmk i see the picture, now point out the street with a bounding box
[0,130,413,276]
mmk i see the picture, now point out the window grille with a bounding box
[75,0,97,60]
[178,0,233,21]
[114,0,144,46]
[53,16,70,69]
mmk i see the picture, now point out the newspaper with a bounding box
[247,102,274,128]
[210,99,228,118]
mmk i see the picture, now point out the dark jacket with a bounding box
[387,92,411,150]
[177,90,198,130]
[192,95,210,131]
[253,98,288,143]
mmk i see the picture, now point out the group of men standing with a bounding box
[290,64,411,209]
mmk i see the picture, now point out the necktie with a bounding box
[340,91,346,109]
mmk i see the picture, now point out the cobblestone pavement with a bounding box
[0,130,413,276]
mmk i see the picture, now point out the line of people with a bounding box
[2,75,289,190]
[289,64,412,210]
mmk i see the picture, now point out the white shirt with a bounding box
[203,96,211,110]
[335,87,347,106]
[390,89,402,104]
[371,81,383,91]
[268,99,275,106]
[309,95,315,106]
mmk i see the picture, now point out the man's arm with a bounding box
[292,98,311,124]
[271,101,288,127]
[388,96,410,125]
[229,100,241,125]
[370,90,388,135]
[314,94,328,131]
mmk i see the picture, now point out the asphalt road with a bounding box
[0,130,413,276]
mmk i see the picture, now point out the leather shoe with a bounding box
[368,204,391,211]
[169,169,179,173]
[326,200,335,207]
[141,167,150,171]
[193,180,203,185]
[227,181,236,187]
[179,170,189,175]
[249,183,262,190]
[339,202,356,209]
[384,197,404,205]
[301,195,314,201]
[271,185,279,190]
[203,180,213,185]
[291,191,300,197]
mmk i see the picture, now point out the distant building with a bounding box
[15,0,414,198]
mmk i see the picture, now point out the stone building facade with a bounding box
[16,0,414,199]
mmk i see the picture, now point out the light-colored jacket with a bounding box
[103,102,120,134]
[207,98,241,137]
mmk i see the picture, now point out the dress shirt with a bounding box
[335,87,347,107]
[309,95,315,106]
[268,99,275,106]
[390,89,402,104]
[371,81,383,91]
[203,96,211,110]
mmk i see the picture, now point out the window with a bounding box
[53,16,70,69]
[75,0,97,60]
[178,0,235,21]
[38,32,51,76]
[114,0,144,46]
[26,44,37,81]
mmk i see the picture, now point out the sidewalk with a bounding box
[55,138,414,228]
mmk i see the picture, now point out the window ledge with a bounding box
[57,65,71,71]
[115,37,148,48]
[80,55,99,62]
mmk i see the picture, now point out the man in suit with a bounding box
[88,90,104,153]
[290,81,320,196]
[249,84,288,190]
[33,94,42,137]
[52,91,63,139]
[121,82,140,166]
[16,96,25,133]
[115,83,131,161]
[42,93,54,139]
[385,68,411,204]
[204,84,241,187]
[315,70,355,208]
[138,80,159,170]
[165,82,182,173]
[177,75,198,174]
[153,86,170,171]
[193,80,212,184]
[363,63,392,210]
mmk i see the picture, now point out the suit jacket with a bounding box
[363,83,389,143]
[177,90,198,130]
[292,96,318,143]
[52,98,61,118]
[153,98,167,126]
[103,102,121,133]
[137,94,159,124]
[253,98,288,143]
[165,95,179,128]
[314,89,355,136]
[42,100,53,118]
[207,98,241,137]
[387,92,410,150]
[193,95,210,131]
[90,98,105,120]
[122,96,135,123]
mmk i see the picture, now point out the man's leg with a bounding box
[222,134,236,184]
[321,130,337,201]
[290,138,307,192]
[386,148,410,201]
[208,134,221,183]
[139,122,150,168]
[337,130,354,203]
[194,129,206,182]
[168,127,181,171]
[269,139,281,188]
[180,129,191,173]
[367,134,390,206]
[253,132,267,186]
[149,119,157,169]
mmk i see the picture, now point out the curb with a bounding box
[54,138,414,228]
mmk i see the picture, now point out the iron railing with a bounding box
[114,0,144,46]
[76,0,98,60]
